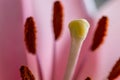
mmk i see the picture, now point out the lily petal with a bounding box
[0,0,27,80]
[96,0,120,79]
[30,0,54,80]
[77,0,120,80]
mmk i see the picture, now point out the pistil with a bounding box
[64,19,90,80]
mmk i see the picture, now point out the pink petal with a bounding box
[29,0,54,80]
[0,0,27,80]
[77,0,120,79]
[95,0,120,79]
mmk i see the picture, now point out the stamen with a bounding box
[52,1,63,80]
[64,19,90,80]
[20,65,35,80]
[91,16,108,51]
[85,77,91,80]
[53,1,63,40]
[24,17,36,54]
[108,58,120,80]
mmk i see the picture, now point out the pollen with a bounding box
[24,17,36,54]
[85,77,91,80]
[53,1,63,40]
[91,16,108,51]
[20,65,35,80]
[108,58,120,80]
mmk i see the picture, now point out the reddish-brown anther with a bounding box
[53,1,63,40]
[108,58,120,80]
[24,17,36,54]
[20,65,35,80]
[91,16,108,51]
[85,77,91,80]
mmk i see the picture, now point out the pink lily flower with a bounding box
[0,0,120,80]
[21,0,93,80]
[0,0,92,80]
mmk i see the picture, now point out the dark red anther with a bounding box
[108,58,120,80]
[85,77,91,80]
[20,65,35,80]
[24,17,36,54]
[53,1,63,40]
[91,16,108,51]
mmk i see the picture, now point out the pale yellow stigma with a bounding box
[64,19,90,80]
[69,19,90,39]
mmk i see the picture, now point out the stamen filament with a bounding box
[52,1,63,80]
